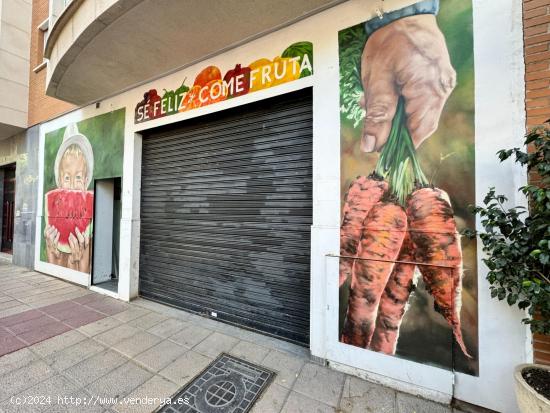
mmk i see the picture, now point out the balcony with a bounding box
[44,0,343,105]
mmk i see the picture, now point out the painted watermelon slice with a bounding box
[45,189,94,253]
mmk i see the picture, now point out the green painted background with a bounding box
[40,109,126,263]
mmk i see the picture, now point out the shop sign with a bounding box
[134,41,313,124]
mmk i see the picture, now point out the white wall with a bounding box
[34,1,529,411]
[0,0,31,131]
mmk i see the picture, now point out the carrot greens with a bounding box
[375,99,428,205]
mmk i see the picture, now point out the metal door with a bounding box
[139,89,313,345]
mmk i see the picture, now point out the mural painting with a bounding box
[338,1,478,374]
[134,42,313,123]
[40,109,125,274]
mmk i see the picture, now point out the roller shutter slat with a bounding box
[139,89,312,345]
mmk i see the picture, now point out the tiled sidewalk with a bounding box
[0,293,128,357]
[0,261,470,413]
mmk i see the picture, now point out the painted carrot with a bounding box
[339,174,388,288]
[368,233,416,355]
[341,201,407,347]
[406,187,471,358]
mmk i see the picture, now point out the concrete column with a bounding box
[13,126,39,268]
[118,132,142,301]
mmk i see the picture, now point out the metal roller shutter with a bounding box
[139,89,312,345]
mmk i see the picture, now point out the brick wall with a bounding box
[28,0,75,127]
[524,0,550,366]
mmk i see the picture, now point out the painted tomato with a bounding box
[193,66,222,88]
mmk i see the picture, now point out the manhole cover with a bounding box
[157,353,275,413]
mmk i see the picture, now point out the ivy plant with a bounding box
[464,126,550,334]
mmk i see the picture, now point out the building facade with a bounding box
[0,0,547,412]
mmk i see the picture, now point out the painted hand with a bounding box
[44,224,61,264]
[360,14,456,152]
[68,227,91,273]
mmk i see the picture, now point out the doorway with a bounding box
[92,177,121,292]
[0,164,15,254]
[139,89,313,345]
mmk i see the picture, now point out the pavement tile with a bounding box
[126,312,168,330]
[251,383,290,413]
[192,331,239,358]
[0,334,26,357]
[0,348,38,376]
[133,340,188,372]
[132,299,186,317]
[169,324,212,349]
[112,375,179,413]
[17,322,71,346]
[159,351,212,386]
[78,317,122,337]
[0,306,33,319]
[44,339,105,371]
[229,340,270,364]
[281,391,336,413]
[110,331,162,358]
[62,310,106,328]
[21,288,78,304]
[2,284,29,293]
[87,361,153,403]
[0,360,56,402]
[147,318,188,338]
[111,308,150,323]
[71,294,102,305]
[261,350,306,389]
[63,350,129,387]
[339,376,396,413]
[160,306,192,320]
[43,306,88,322]
[47,389,104,413]
[0,310,43,327]
[15,375,79,412]
[0,400,41,413]
[29,330,88,358]
[39,301,80,315]
[8,315,60,335]
[87,300,129,317]
[93,324,139,347]
[396,393,452,413]
[0,301,23,311]
[293,363,345,408]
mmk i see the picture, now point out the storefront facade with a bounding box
[33,1,530,412]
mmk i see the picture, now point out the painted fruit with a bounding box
[272,57,300,86]
[193,66,222,88]
[45,189,93,253]
[249,58,273,91]
[223,64,251,98]
[206,79,227,104]
[281,41,313,78]
[181,85,202,111]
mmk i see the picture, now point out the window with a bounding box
[33,18,49,73]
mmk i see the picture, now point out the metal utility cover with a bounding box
[158,353,275,413]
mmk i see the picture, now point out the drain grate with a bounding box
[158,353,275,413]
